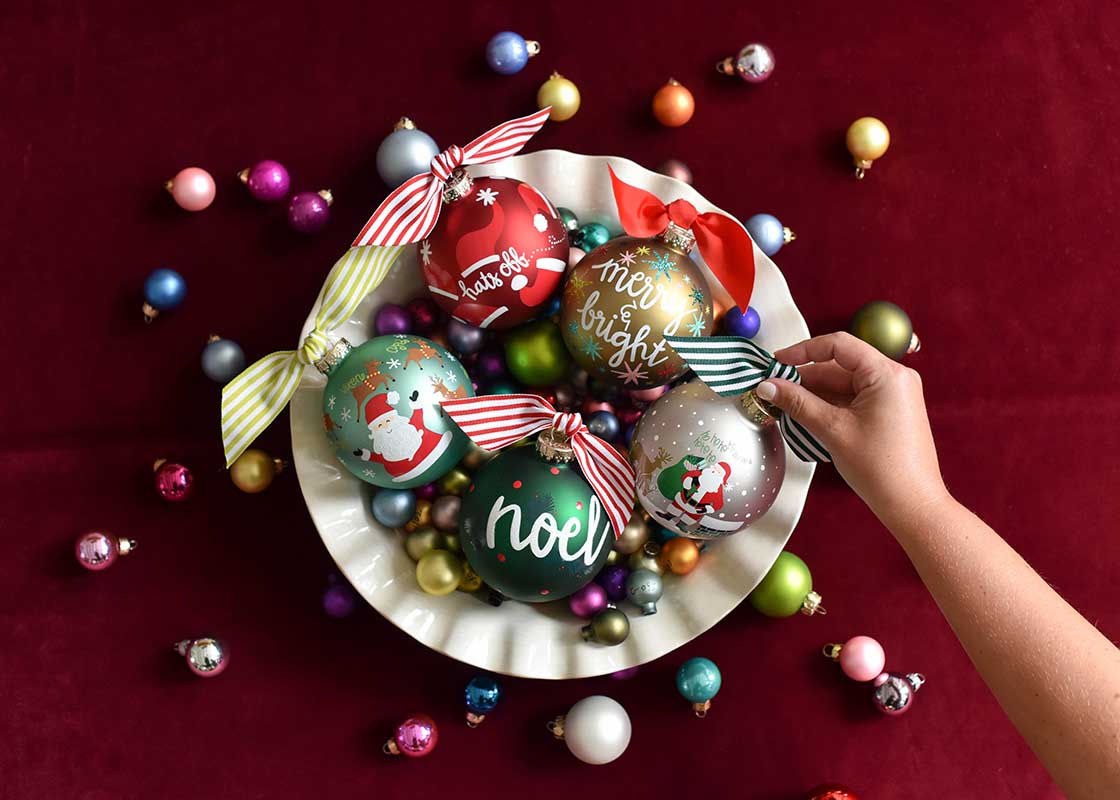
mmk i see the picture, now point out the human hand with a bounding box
[755,332,950,526]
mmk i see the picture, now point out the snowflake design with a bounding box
[683,273,692,285]
[387,358,402,369]
[580,338,602,361]
[444,370,459,385]
[647,253,677,282]
[635,245,651,255]
[567,273,592,300]
[612,363,648,385]
[362,469,376,478]
[568,321,580,336]
[618,250,637,266]
[340,408,352,421]
[419,240,432,266]
[394,334,409,339]
[327,395,336,409]
[689,288,706,306]
[686,314,706,336]
[476,187,499,206]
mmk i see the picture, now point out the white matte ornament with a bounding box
[557,695,631,765]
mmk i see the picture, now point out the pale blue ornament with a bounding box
[376,119,440,189]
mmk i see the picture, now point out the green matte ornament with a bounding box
[321,335,473,488]
[849,300,920,360]
[504,319,571,387]
[748,551,825,618]
[581,607,630,645]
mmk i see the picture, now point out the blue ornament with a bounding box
[651,525,679,544]
[376,118,440,189]
[587,410,621,442]
[624,423,637,446]
[745,213,794,258]
[142,268,187,321]
[201,337,246,384]
[676,657,722,716]
[464,675,502,726]
[370,488,417,528]
[543,295,562,318]
[574,222,610,251]
[722,305,761,339]
[485,31,538,75]
[447,318,486,355]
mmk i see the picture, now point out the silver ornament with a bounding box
[175,636,228,677]
[630,380,786,539]
[550,695,632,765]
[376,118,440,189]
[625,568,663,615]
[872,672,925,715]
[201,336,246,383]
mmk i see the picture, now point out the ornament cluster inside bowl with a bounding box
[290,151,815,679]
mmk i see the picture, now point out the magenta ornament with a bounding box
[75,531,135,571]
[323,576,358,618]
[374,303,413,336]
[610,666,640,680]
[872,672,925,715]
[568,582,609,619]
[287,190,332,233]
[153,459,194,502]
[239,159,290,202]
[385,714,439,757]
[406,297,441,334]
[414,483,438,501]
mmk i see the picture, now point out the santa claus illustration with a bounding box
[664,461,732,529]
[352,389,453,483]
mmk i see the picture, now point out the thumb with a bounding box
[755,379,837,440]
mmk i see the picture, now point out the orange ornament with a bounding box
[652,79,695,127]
[657,537,701,575]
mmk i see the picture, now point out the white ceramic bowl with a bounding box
[290,150,814,680]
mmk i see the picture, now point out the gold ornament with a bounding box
[405,527,446,562]
[581,608,630,645]
[460,442,495,472]
[443,532,462,554]
[458,561,483,593]
[537,72,581,121]
[560,236,713,389]
[230,448,285,493]
[438,467,472,496]
[605,550,623,566]
[613,508,651,555]
[845,117,890,179]
[416,549,463,595]
[404,499,432,533]
[628,541,665,575]
[850,300,919,360]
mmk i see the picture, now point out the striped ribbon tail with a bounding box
[352,107,552,247]
[220,244,404,466]
[440,393,636,538]
[665,335,831,463]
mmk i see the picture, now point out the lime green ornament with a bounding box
[321,334,472,488]
[504,319,570,387]
[460,442,612,602]
[748,551,825,617]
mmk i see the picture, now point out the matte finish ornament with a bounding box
[551,696,632,765]
[142,267,186,322]
[321,335,472,488]
[630,381,785,538]
[377,118,440,189]
[625,568,662,615]
[201,336,246,383]
[504,319,571,386]
[561,237,714,389]
[371,488,417,528]
[849,300,920,360]
[486,31,539,75]
[745,213,794,257]
[580,607,630,645]
[748,550,824,617]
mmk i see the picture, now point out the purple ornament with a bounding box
[374,303,412,336]
[414,483,438,501]
[722,305,761,339]
[568,582,609,619]
[595,565,629,602]
[241,159,290,202]
[287,190,331,234]
[447,318,485,355]
[323,581,358,618]
[610,666,640,680]
[406,297,440,334]
[475,348,506,380]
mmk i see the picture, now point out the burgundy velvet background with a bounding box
[4,2,1119,797]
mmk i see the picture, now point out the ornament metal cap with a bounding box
[236,167,250,184]
[783,227,797,244]
[142,301,159,324]
[466,711,487,728]
[393,116,417,131]
[740,390,779,425]
[802,590,827,616]
[317,189,334,206]
[547,716,566,739]
[526,40,541,57]
[692,700,712,718]
[117,538,137,556]
[383,739,401,756]
[908,332,921,354]
[658,220,697,255]
[313,337,353,376]
[442,167,474,204]
[822,642,843,660]
[536,427,575,463]
[715,56,737,76]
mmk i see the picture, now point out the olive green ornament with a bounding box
[503,319,571,387]
[748,551,825,618]
[581,607,630,645]
[404,527,447,562]
[849,300,920,360]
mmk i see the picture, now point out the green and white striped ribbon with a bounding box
[664,335,831,463]
[221,244,403,466]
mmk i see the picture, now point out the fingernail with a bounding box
[755,381,777,401]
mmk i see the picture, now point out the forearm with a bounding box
[882,496,1120,798]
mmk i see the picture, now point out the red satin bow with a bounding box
[608,165,755,311]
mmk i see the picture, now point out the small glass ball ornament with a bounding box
[464,675,502,726]
[595,564,629,601]
[174,636,228,677]
[652,79,695,127]
[459,561,483,592]
[745,213,795,258]
[612,509,650,555]
[238,159,290,202]
[716,43,776,83]
[568,581,609,619]
[377,117,440,189]
[230,448,285,493]
[557,207,579,232]
[625,568,662,615]
[504,319,570,387]
[437,467,472,496]
[142,267,187,322]
[322,575,358,618]
[406,297,441,335]
[287,189,333,234]
[430,495,461,533]
[628,541,665,575]
[586,410,621,442]
[373,304,412,336]
[153,458,194,502]
[748,551,825,617]
[446,318,485,356]
[849,300,920,360]
[75,531,136,571]
[823,635,887,682]
[572,221,610,252]
[872,672,925,715]
[385,714,438,758]
[676,656,722,717]
[656,536,700,575]
[845,117,891,179]
[371,488,417,528]
[721,305,761,339]
[581,607,630,646]
[807,785,861,800]
[486,31,540,75]
[416,549,463,596]
[537,71,580,121]
[404,526,445,561]
[549,695,632,765]
[656,158,693,185]
[201,335,246,383]
[165,166,215,211]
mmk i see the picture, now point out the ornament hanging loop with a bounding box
[822,643,843,660]
[547,716,565,739]
[802,590,826,616]
[526,40,541,56]
[692,700,711,718]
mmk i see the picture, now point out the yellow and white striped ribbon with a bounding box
[221,244,404,466]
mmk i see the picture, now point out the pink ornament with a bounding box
[166,167,216,211]
[628,384,670,405]
[829,635,886,682]
[568,582,608,619]
[386,714,438,757]
[582,398,615,417]
[567,247,586,270]
[414,483,438,501]
[153,459,194,502]
[75,531,135,571]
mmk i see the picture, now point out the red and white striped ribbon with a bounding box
[352,108,552,247]
[440,394,635,539]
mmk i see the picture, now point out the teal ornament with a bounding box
[460,444,612,602]
[676,657,722,716]
[573,222,610,251]
[322,335,472,488]
[464,675,502,726]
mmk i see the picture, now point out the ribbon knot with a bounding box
[430,146,464,182]
[666,198,699,228]
[664,335,831,463]
[440,394,636,539]
[298,329,333,366]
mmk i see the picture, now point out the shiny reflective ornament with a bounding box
[550,695,632,765]
[628,541,665,575]
[201,335,246,383]
[823,635,886,682]
[748,551,825,617]
[416,549,463,595]
[165,166,215,211]
[371,488,417,528]
[656,158,693,185]
[377,117,440,189]
[374,303,412,336]
[465,675,502,727]
[142,267,186,322]
[406,296,441,334]
[322,575,358,618]
[287,189,332,233]
[75,530,135,571]
[153,458,194,502]
[612,509,650,555]
[586,410,621,442]
[486,31,539,75]
[446,318,486,356]
[174,636,228,677]
[849,300,920,359]
[430,495,461,532]
[652,79,695,127]
[238,159,290,202]
[806,784,861,800]
[458,561,482,592]
[631,381,785,537]
[595,564,628,601]
[558,207,579,232]
[537,72,580,121]
[656,536,700,575]
[404,526,446,561]
[404,498,433,533]
[625,569,662,615]
[845,117,890,179]
[438,467,472,496]
[872,672,925,715]
[572,221,610,251]
[717,43,775,83]
[676,657,722,716]
[385,714,438,758]
[230,447,285,493]
[722,305,761,339]
[745,213,795,257]
[568,581,609,619]
[504,319,571,386]
[581,607,630,645]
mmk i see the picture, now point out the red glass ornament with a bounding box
[421,176,568,330]
[153,459,194,502]
[806,785,859,800]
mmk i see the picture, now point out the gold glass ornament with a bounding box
[405,527,447,561]
[458,561,483,592]
[416,549,463,595]
[404,499,433,533]
[628,541,665,575]
[443,532,462,554]
[612,508,651,555]
[580,607,630,645]
[845,117,890,179]
[438,467,472,497]
[849,300,920,360]
[230,448,285,493]
[537,72,581,121]
[605,550,623,566]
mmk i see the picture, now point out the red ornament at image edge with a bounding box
[806,785,860,800]
[421,176,568,329]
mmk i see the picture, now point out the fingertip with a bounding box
[755,380,778,402]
